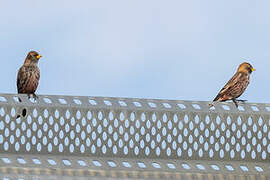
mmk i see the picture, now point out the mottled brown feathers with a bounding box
[17,51,41,97]
[17,65,40,94]
[210,62,255,107]
[213,72,250,102]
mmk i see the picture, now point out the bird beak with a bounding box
[251,68,255,72]
[37,54,42,59]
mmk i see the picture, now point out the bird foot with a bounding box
[28,94,38,101]
[232,99,247,108]
[33,94,38,100]
[208,103,214,108]
[236,99,247,103]
[232,99,239,108]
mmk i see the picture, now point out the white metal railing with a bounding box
[0,94,269,180]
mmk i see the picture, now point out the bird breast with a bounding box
[17,65,40,94]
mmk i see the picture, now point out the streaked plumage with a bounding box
[209,62,255,107]
[17,51,42,100]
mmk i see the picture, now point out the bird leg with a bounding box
[232,99,239,108]
[33,93,38,100]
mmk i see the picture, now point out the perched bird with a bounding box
[17,51,42,100]
[209,62,255,108]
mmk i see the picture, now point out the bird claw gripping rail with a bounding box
[0,94,269,180]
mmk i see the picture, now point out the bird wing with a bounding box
[17,67,24,93]
[17,66,29,93]
[213,72,242,101]
[17,66,40,94]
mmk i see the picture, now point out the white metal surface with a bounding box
[0,94,269,180]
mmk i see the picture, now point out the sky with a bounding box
[1,0,270,103]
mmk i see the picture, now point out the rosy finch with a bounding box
[209,62,255,108]
[17,51,42,100]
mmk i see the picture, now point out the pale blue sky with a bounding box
[1,0,270,102]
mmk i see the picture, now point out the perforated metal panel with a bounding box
[0,94,269,180]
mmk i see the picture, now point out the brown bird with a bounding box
[17,51,42,100]
[209,62,255,108]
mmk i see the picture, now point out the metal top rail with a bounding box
[0,93,269,180]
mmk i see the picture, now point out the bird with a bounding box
[209,62,255,108]
[17,51,42,101]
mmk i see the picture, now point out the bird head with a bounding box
[238,62,255,74]
[24,51,42,65]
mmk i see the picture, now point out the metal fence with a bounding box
[0,93,269,180]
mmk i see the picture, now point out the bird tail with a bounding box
[213,94,222,102]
